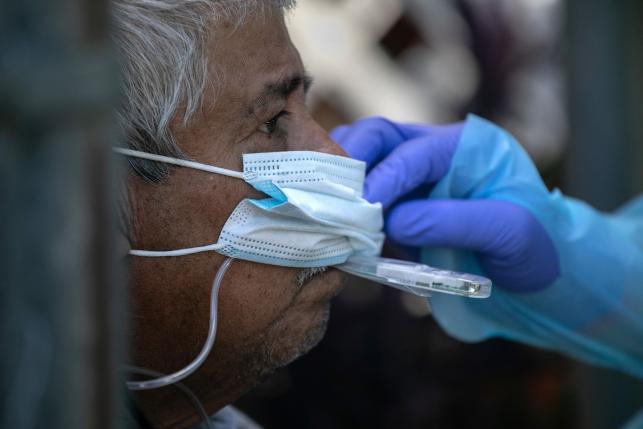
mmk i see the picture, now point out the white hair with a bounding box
[110,0,295,236]
[111,0,295,182]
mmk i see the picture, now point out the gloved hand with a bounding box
[335,115,643,379]
[331,116,560,292]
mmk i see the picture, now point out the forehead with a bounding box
[204,12,303,112]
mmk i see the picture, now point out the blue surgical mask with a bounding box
[114,148,384,267]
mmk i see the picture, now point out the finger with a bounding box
[329,125,350,144]
[364,132,457,208]
[385,199,560,291]
[386,199,516,250]
[329,116,407,170]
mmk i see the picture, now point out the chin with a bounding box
[194,284,336,411]
[279,303,331,366]
[207,270,341,401]
[273,269,344,363]
[223,301,331,398]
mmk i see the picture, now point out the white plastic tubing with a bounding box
[126,258,235,390]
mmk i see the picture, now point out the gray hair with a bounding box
[110,0,295,236]
[111,0,295,182]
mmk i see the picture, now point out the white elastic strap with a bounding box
[113,147,245,179]
[129,242,225,257]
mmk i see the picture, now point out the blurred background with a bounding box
[235,1,643,428]
[1,0,642,428]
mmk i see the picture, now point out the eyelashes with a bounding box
[257,110,290,136]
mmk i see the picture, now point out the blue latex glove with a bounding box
[331,116,560,293]
[333,114,643,380]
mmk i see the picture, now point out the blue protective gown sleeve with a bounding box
[424,115,643,379]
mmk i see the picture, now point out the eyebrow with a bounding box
[247,72,314,117]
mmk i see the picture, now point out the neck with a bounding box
[132,367,262,428]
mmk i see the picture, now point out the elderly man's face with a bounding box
[128,10,345,425]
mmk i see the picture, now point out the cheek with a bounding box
[215,261,300,344]
[131,169,249,251]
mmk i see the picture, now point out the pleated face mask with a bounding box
[115,148,385,268]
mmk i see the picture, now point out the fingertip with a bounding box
[329,125,349,144]
[362,178,383,206]
[334,116,406,167]
[364,171,395,209]
[362,181,374,202]
[385,201,432,245]
[384,204,408,243]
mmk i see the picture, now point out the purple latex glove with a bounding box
[331,117,559,292]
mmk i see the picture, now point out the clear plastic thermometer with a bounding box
[336,256,492,299]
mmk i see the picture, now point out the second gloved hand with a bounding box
[331,116,560,292]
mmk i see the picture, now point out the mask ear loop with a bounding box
[129,243,225,257]
[113,147,245,179]
[125,257,235,390]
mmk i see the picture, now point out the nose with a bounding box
[289,115,348,157]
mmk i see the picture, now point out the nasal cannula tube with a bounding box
[336,256,492,299]
[125,258,234,390]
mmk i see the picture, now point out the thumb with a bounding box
[386,199,560,292]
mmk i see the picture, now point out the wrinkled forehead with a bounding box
[202,11,304,115]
